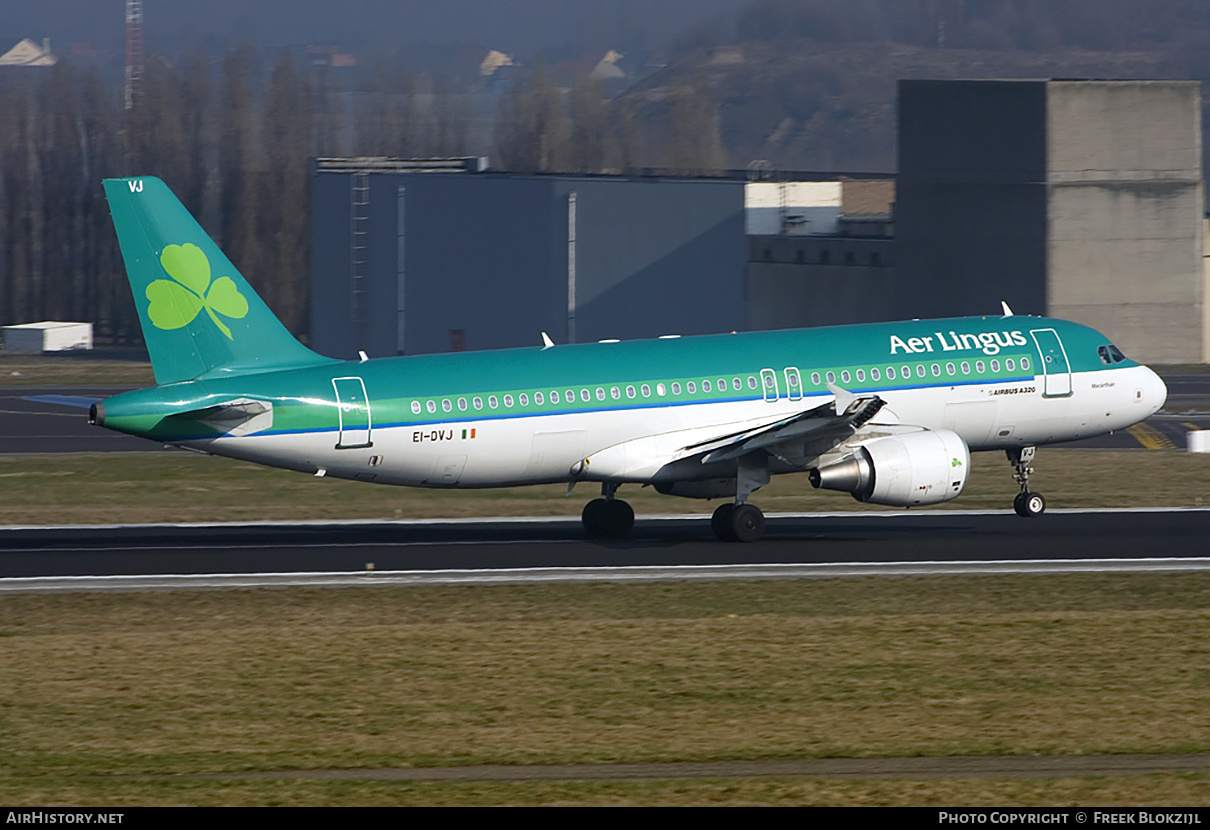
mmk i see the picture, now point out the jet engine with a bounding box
[809,429,969,506]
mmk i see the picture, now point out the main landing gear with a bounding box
[1008,446,1046,517]
[711,502,765,543]
[581,482,635,539]
[710,454,770,543]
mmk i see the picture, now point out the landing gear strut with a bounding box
[710,454,769,543]
[581,482,634,539]
[1008,446,1045,517]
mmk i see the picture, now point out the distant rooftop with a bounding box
[0,37,56,67]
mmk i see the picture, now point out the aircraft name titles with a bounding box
[890,330,1028,356]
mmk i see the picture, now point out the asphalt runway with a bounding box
[2,509,1208,580]
[0,387,155,453]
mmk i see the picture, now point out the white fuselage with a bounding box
[191,363,1166,491]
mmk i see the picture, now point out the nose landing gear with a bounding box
[1008,446,1046,517]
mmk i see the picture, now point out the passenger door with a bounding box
[1030,329,1072,398]
[332,376,373,448]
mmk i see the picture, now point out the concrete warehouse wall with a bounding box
[895,79,1206,364]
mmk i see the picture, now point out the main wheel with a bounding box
[1013,491,1046,517]
[600,499,635,539]
[582,498,607,536]
[729,503,766,543]
[711,503,736,542]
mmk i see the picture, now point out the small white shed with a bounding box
[2,322,94,352]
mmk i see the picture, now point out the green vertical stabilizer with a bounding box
[103,176,336,385]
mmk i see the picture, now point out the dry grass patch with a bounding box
[2,575,1209,785]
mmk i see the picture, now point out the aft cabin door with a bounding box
[1030,329,1072,398]
[332,376,373,448]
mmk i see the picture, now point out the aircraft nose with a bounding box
[1139,366,1167,416]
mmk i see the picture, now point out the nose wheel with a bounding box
[1008,447,1045,517]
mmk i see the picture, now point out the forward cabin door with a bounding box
[332,376,373,448]
[1030,329,1072,398]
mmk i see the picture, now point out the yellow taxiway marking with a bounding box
[1126,423,1176,450]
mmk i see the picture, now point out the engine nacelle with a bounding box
[809,429,970,507]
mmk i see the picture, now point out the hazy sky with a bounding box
[6,0,748,61]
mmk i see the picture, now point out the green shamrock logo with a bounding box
[952,457,963,467]
[146,243,248,340]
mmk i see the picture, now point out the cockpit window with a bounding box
[1099,344,1127,365]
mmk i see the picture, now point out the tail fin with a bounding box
[103,176,335,385]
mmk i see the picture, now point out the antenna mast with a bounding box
[124,0,144,171]
[124,0,144,111]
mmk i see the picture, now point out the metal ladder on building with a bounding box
[349,172,370,328]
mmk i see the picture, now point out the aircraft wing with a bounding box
[574,385,885,481]
[689,387,884,464]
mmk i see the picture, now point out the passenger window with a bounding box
[671,382,681,395]
[976,360,985,373]
[626,385,636,398]
[841,370,851,383]
[960,361,970,374]
[611,387,621,399]
[473,397,483,410]
[641,384,651,397]
[1006,359,1015,372]
[411,401,421,415]
[518,393,529,406]
[581,389,590,402]
[427,400,437,413]
[931,364,940,377]
[991,359,1000,372]
[916,365,925,378]
[703,380,712,392]
[811,372,821,385]
[534,392,544,405]
[596,387,606,400]
[488,396,498,409]
[503,394,513,407]
[886,367,895,380]
[871,368,880,381]
[656,383,665,396]
[946,363,955,376]
[856,369,865,382]
[442,399,452,412]
[458,397,468,411]
[826,371,836,383]
[1021,357,1030,371]
[732,378,741,390]
[687,381,697,394]
[747,376,758,390]
[550,390,560,404]
[718,378,726,390]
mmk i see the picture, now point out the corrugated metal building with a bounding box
[310,160,745,358]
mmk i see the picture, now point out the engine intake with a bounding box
[809,429,969,507]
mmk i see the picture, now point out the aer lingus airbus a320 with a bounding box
[90,176,1167,542]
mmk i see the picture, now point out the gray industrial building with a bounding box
[310,160,745,359]
[312,80,1208,364]
[895,79,1206,364]
[745,80,1207,364]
